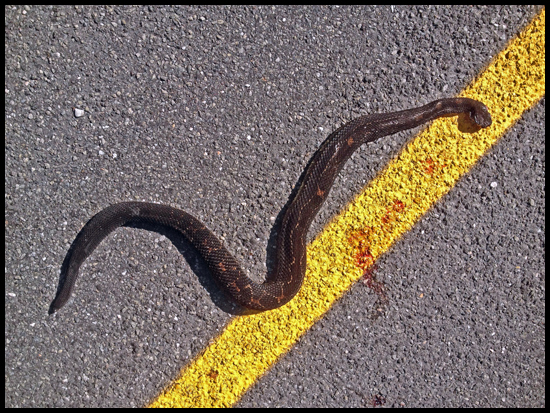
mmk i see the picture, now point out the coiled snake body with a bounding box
[50,98,491,313]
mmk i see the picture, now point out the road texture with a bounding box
[5,5,544,408]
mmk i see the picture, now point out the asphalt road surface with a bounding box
[5,5,545,408]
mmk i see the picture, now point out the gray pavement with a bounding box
[5,5,544,407]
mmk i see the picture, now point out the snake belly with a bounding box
[50,98,491,313]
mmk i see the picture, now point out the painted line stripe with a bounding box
[149,9,545,408]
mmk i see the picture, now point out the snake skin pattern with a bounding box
[50,98,491,313]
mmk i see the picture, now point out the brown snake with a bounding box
[50,98,491,313]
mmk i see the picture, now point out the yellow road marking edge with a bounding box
[149,9,545,408]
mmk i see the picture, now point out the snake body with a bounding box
[50,98,491,313]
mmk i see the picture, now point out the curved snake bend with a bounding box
[50,98,491,313]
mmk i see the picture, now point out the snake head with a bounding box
[470,102,492,128]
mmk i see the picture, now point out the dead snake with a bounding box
[50,98,491,313]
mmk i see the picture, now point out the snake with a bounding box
[49,98,491,313]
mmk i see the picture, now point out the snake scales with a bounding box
[50,98,491,313]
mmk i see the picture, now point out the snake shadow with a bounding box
[50,219,249,315]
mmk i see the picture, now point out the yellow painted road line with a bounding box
[149,9,545,408]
